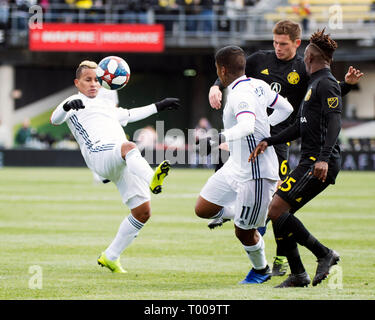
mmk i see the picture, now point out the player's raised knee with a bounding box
[121,141,137,159]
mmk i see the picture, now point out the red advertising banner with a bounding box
[29,23,164,52]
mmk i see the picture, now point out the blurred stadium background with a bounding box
[0,0,374,169]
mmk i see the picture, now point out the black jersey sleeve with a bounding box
[245,51,261,76]
[317,112,342,162]
[318,78,342,115]
[263,118,301,146]
[339,81,355,97]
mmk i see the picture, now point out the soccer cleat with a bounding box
[97,252,127,273]
[239,266,272,284]
[207,217,230,229]
[271,256,289,276]
[312,249,340,286]
[274,272,311,288]
[257,226,267,236]
[149,160,170,194]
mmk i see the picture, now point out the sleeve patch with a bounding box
[327,97,339,108]
[238,101,250,110]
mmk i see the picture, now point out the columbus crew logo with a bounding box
[287,71,300,85]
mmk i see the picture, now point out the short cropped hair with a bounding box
[273,20,302,42]
[215,46,246,76]
[76,60,97,79]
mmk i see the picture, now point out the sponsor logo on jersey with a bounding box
[270,82,281,93]
[261,68,269,75]
[304,88,312,101]
[300,117,307,123]
[287,71,300,84]
[327,97,339,108]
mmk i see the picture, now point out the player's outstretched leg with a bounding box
[274,272,311,288]
[97,252,127,273]
[312,249,340,286]
[150,160,170,194]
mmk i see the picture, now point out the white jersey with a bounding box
[52,92,130,168]
[223,75,280,182]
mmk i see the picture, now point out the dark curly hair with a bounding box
[309,29,338,62]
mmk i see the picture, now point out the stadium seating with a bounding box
[265,0,375,24]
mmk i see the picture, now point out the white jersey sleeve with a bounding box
[114,107,131,127]
[50,94,81,125]
[231,91,257,120]
[222,93,256,141]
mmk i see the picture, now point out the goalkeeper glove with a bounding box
[63,99,85,112]
[155,98,180,112]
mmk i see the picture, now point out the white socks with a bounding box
[211,206,235,220]
[105,214,144,261]
[125,148,154,184]
[243,236,267,270]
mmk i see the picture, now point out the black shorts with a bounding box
[276,157,338,214]
[273,143,290,181]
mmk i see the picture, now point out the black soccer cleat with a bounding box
[274,272,311,288]
[312,249,340,286]
[207,217,230,229]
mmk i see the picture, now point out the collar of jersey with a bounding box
[231,75,251,90]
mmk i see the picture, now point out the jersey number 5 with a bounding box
[279,177,296,192]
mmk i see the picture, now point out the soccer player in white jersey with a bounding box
[50,60,180,273]
[195,46,293,283]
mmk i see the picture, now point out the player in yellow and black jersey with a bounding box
[208,20,363,277]
[249,29,345,288]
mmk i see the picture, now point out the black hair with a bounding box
[309,29,338,62]
[215,46,246,76]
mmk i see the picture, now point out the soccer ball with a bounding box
[96,56,131,90]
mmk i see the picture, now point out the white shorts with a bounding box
[200,165,277,230]
[85,142,150,209]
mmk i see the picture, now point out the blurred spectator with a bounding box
[14,118,35,146]
[198,0,213,33]
[52,133,79,149]
[191,117,213,168]
[65,0,92,9]
[225,0,244,33]
[135,125,157,150]
[156,0,178,32]
[181,0,200,32]
[0,0,9,28]
[293,0,311,32]
[39,0,49,13]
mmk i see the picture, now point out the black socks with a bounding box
[273,212,330,273]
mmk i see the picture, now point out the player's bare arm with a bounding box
[248,140,268,163]
[208,85,222,110]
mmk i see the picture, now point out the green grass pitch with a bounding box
[0,167,374,300]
